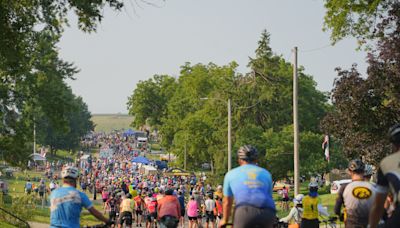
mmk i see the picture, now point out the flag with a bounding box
[322,135,329,162]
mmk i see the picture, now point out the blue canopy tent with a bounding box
[123,129,135,137]
[132,156,150,165]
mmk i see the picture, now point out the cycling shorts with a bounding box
[119,211,132,225]
[234,205,275,228]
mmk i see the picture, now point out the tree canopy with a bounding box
[127,30,340,177]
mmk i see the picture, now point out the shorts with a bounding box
[147,212,157,222]
[234,206,275,228]
[119,211,132,225]
[181,209,185,217]
[188,216,197,221]
[282,197,289,202]
[109,211,117,221]
[39,192,44,197]
[102,198,107,203]
[301,219,319,228]
[205,211,215,222]
[136,210,142,215]
[383,206,400,228]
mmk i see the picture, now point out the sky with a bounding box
[59,0,368,114]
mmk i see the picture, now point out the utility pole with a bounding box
[293,47,300,196]
[228,98,232,171]
[33,118,36,154]
[184,133,187,170]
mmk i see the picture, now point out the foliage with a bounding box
[127,75,177,128]
[322,4,400,164]
[127,30,332,176]
[0,1,120,165]
[323,0,397,45]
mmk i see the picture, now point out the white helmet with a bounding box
[364,164,374,177]
[309,181,318,188]
[61,166,79,179]
[293,194,304,204]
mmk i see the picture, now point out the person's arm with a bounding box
[334,184,346,216]
[88,207,109,223]
[279,207,297,223]
[369,192,387,228]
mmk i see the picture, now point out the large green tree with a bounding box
[323,0,397,45]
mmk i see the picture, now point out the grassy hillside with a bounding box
[91,114,134,133]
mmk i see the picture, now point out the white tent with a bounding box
[30,153,46,161]
[140,165,157,175]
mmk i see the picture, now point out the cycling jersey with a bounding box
[223,164,275,210]
[302,195,319,220]
[50,186,93,228]
[120,198,134,213]
[134,195,142,210]
[334,180,375,226]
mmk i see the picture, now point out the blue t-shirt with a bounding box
[223,164,275,210]
[50,186,93,228]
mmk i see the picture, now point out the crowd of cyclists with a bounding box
[47,123,400,228]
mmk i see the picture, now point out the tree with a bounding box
[323,0,397,45]
[127,75,177,128]
[321,4,400,164]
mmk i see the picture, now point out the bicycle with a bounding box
[319,216,339,228]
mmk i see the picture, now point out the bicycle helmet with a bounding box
[217,185,223,190]
[309,181,319,192]
[126,193,132,199]
[364,164,374,177]
[348,159,365,173]
[237,145,258,162]
[61,166,79,179]
[388,123,400,145]
[293,194,304,205]
[165,188,174,195]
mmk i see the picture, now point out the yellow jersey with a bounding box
[302,195,319,220]
[120,198,135,213]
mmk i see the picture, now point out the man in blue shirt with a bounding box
[219,145,276,228]
[50,166,111,228]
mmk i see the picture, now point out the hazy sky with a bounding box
[59,0,368,114]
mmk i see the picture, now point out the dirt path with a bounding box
[28,221,49,228]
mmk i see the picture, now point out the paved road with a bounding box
[29,221,48,228]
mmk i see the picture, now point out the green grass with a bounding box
[91,114,134,133]
[0,221,17,228]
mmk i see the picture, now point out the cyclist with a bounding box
[204,193,216,228]
[119,193,134,228]
[281,186,290,211]
[177,191,185,228]
[157,188,180,228]
[134,193,144,227]
[219,145,276,228]
[50,166,111,228]
[363,164,374,182]
[279,194,304,227]
[301,182,320,228]
[145,193,158,228]
[369,123,400,228]
[187,195,199,228]
[106,193,119,225]
[334,159,376,228]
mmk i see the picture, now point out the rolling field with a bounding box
[91,114,134,133]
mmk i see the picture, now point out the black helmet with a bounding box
[237,145,258,162]
[348,159,365,173]
[126,193,132,199]
[388,124,400,145]
[165,189,174,195]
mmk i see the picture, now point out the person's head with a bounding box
[283,186,286,189]
[308,182,318,193]
[217,185,223,192]
[61,166,79,187]
[293,194,304,207]
[389,123,400,151]
[348,159,365,179]
[190,195,195,200]
[165,188,174,196]
[237,145,258,165]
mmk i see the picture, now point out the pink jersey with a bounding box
[187,200,198,217]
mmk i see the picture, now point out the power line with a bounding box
[300,44,332,53]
